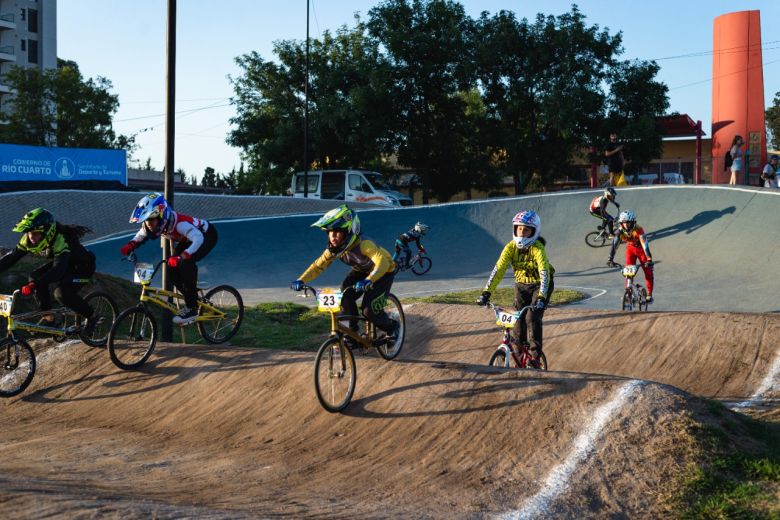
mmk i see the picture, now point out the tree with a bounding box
[0,59,135,152]
[765,91,780,150]
[202,167,217,187]
[475,7,626,193]
[368,0,476,202]
[228,20,393,194]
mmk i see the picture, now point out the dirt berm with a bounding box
[1,303,777,518]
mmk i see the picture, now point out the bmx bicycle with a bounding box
[393,249,432,276]
[485,302,547,370]
[300,284,405,413]
[107,252,244,370]
[0,283,118,397]
[585,224,615,248]
[611,262,649,312]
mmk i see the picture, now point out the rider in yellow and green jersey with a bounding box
[291,204,400,341]
[477,210,555,367]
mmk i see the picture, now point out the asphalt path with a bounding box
[88,185,780,312]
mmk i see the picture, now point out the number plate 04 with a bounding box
[496,309,520,329]
[317,289,343,313]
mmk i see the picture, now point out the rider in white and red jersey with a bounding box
[119,193,218,324]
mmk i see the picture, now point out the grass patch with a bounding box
[402,287,586,307]
[675,405,780,518]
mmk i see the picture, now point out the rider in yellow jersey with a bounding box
[291,204,400,340]
[477,210,555,367]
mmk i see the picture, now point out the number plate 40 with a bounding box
[0,294,13,317]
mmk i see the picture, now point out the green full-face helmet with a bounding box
[13,208,56,253]
[311,204,361,256]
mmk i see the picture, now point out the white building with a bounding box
[0,0,57,117]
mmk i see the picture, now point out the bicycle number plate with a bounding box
[622,265,639,278]
[317,288,343,313]
[133,263,155,284]
[0,294,12,317]
[495,309,520,329]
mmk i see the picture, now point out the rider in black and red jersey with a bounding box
[589,187,620,237]
[119,193,218,325]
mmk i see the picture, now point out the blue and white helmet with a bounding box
[129,193,172,235]
[512,210,541,249]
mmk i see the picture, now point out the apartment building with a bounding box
[0,0,57,117]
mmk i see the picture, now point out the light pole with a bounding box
[161,0,177,341]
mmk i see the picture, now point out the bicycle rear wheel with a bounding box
[488,348,508,368]
[0,338,35,397]
[314,337,356,413]
[638,287,648,311]
[197,285,244,344]
[411,256,432,275]
[585,231,609,248]
[108,307,157,370]
[376,293,405,360]
[80,291,119,348]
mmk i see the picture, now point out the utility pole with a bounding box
[303,0,310,197]
[161,0,177,342]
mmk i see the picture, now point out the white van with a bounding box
[291,169,413,207]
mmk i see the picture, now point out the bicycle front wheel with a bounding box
[197,285,244,344]
[411,256,432,275]
[314,337,356,413]
[489,348,508,368]
[638,287,648,311]
[0,338,35,397]
[108,307,157,370]
[376,293,405,360]
[585,231,608,248]
[621,289,633,311]
[80,290,119,348]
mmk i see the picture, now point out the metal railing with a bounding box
[0,45,14,56]
[0,13,14,22]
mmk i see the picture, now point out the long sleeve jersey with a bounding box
[484,240,555,300]
[299,236,396,283]
[0,231,92,286]
[129,211,209,257]
[610,224,652,258]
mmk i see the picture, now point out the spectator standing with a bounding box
[728,135,744,185]
[604,133,625,186]
[761,154,779,188]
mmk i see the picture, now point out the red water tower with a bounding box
[711,10,766,184]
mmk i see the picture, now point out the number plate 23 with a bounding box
[317,289,343,313]
[496,310,520,329]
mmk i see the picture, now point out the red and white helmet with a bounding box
[512,210,541,249]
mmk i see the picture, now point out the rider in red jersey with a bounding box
[608,209,654,304]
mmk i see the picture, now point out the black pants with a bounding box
[30,252,96,318]
[171,224,218,309]
[340,270,395,333]
[513,279,554,357]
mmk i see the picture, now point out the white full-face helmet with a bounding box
[413,222,430,235]
[512,210,541,249]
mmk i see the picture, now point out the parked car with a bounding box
[290,169,413,207]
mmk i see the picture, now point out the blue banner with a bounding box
[0,143,127,185]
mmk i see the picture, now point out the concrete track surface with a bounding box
[2,185,780,518]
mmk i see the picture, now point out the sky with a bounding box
[58,1,780,181]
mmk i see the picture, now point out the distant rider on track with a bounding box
[608,209,654,304]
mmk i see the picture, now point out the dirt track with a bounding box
[1,304,778,518]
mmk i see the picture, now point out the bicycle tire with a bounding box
[197,285,244,344]
[585,231,609,248]
[107,307,157,370]
[376,293,405,360]
[638,287,648,311]
[411,256,432,275]
[314,337,356,413]
[80,291,119,348]
[0,338,35,397]
[621,289,633,311]
[488,348,508,368]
